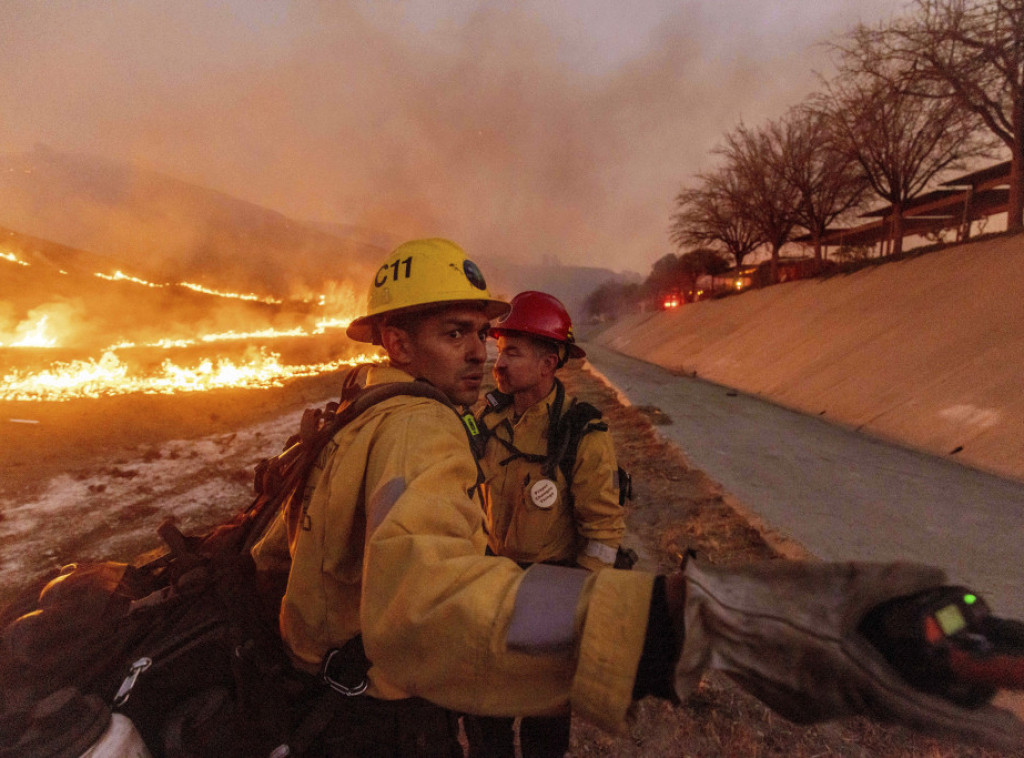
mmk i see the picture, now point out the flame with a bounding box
[179,281,282,304]
[313,317,351,333]
[95,270,164,288]
[95,270,282,303]
[9,314,59,348]
[6,265,355,350]
[96,322,353,352]
[2,257,366,399]
[0,349,380,401]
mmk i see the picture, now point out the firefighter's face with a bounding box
[492,333,551,396]
[395,305,490,406]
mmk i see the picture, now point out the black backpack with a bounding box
[0,372,467,758]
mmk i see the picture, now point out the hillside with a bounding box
[0,146,634,318]
[483,258,641,322]
[0,146,384,297]
[593,234,1024,483]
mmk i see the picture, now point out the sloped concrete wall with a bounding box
[594,235,1024,482]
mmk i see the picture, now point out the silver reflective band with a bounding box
[584,540,618,565]
[367,476,406,533]
[506,564,588,654]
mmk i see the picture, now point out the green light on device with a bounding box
[963,594,977,605]
[936,604,967,635]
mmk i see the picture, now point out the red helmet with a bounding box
[490,291,585,360]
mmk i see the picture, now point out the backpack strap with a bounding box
[478,379,598,486]
[550,396,605,508]
[242,372,479,554]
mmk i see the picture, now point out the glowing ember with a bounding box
[1,250,30,267]
[95,270,164,288]
[0,349,380,401]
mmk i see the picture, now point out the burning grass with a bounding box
[0,343,378,401]
[0,240,368,399]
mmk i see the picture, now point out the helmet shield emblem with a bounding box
[463,259,487,290]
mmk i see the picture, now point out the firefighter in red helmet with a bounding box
[466,291,629,758]
[491,290,587,364]
[480,291,624,569]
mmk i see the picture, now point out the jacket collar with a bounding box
[365,364,417,387]
[513,382,560,427]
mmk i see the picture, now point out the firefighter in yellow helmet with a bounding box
[252,239,1024,756]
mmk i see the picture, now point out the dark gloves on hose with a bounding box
[666,558,1024,752]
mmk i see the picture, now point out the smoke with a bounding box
[1,301,86,347]
[0,1,903,275]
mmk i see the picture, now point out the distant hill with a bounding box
[0,146,384,297]
[479,259,641,323]
[305,221,638,318]
[0,145,637,322]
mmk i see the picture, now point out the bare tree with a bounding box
[841,0,1021,227]
[814,70,985,256]
[669,171,762,268]
[774,106,869,263]
[715,123,802,283]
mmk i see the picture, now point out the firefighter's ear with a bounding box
[380,323,414,365]
[540,347,560,374]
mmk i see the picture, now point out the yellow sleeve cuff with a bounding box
[571,569,655,731]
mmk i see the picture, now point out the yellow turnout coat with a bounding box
[478,384,626,570]
[252,365,652,730]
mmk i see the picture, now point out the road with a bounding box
[585,342,1024,619]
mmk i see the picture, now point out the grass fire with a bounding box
[0,232,378,401]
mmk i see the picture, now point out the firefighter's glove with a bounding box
[672,558,1024,752]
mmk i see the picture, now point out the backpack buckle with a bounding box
[113,656,152,706]
[319,647,369,696]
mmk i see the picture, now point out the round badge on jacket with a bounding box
[530,478,558,509]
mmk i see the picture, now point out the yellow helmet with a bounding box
[346,238,510,343]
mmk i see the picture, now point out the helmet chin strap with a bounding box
[556,343,569,369]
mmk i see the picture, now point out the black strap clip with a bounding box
[319,644,369,697]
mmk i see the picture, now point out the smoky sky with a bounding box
[0,0,906,274]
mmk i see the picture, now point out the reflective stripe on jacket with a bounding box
[252,365,652,731]
[479,384,626,570]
